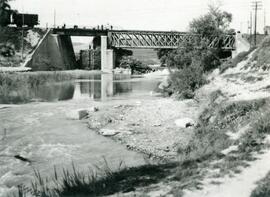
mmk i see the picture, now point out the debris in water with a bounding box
[14,155,32,163]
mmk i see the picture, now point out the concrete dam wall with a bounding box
[26,31,77,71]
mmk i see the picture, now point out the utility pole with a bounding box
[21,0,25,60]
[21,13,24,60]
[264,9,266,28]
[251,1,262,46]
[250,11,253,44]
[54,9,56,28]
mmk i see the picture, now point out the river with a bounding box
[0,72,164,196]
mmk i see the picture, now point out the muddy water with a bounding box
[0,73,163,196]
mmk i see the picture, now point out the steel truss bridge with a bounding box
[52,28,236,50]
[109,30,235,50]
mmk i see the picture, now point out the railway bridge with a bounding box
[29,28,237,72]
[52,28,236,72]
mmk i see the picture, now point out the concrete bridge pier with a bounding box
[101,36,114,73]
[232,32,251,58]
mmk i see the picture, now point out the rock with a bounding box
[88,120,102,130]
[66,109,87,120]
[158,76,170,90]
[66,107,98,120]
[221,145,238,155]
[135,101,142,106]
[114,105,123,108]
[175,118,195,128]
[66,110,81,120]
[89,107,99,112]
[78,110,89,120]
[164,146,170,152]
[99,129,120,136]
[209,116,216,123]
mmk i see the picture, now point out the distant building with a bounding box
[264,26,270,35]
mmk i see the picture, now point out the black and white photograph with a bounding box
[0,0,270,196]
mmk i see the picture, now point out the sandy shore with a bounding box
[86,96,199,161]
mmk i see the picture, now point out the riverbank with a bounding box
[85,97,199,161]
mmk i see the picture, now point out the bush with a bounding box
[246,36,270,70]
[178,98,268,165]
[163,37,221,72]
[219,48,255,73]
[170,62,207,99]
[119,56,152,74]
[238,111,270,154]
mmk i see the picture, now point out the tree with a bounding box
[114,48,133,67]
[158,5,232,71]
[155,49,173,66]
[0,0,11,27]
[189,5,232,38]
[157,5,233,98]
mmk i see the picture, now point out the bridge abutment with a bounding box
[101,36,114,73]
[26,31,77,70]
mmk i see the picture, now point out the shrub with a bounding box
[119,56,152,74]
[170,62,207,99]
[238,111,270,154]
[178,98,268,166]
[156,6,233,97]
[219,47,255,73]
[178,125,229,162]
[246,36,270,70]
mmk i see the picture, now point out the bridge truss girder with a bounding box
[109,31,235,50]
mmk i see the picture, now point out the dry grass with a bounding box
[0,72,73,103]
[219,47,255,73]
[245,36,270,71]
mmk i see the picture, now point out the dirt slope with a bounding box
[0,27,46,69]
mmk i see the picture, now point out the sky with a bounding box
[10,0,270,33]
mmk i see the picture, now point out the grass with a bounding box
[244,36,270,71]
[219,47,256,73]
[14,158,213,197]
[14,161,179,197]
[0,71,73,104]
[238,111,270,154]
[178,95,270,179]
